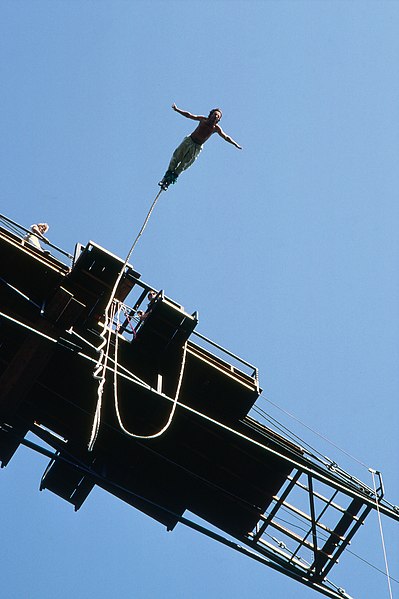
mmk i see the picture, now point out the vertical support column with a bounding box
[157,374,163,394]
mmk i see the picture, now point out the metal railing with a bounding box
[192,329,259,382]
[116,275,259,384]
[0,213,73,262]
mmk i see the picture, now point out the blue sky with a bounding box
[1,1,398,598]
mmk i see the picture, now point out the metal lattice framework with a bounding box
[10,425,398,599]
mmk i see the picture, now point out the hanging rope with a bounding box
[105,187,163,319]
[89,188,164,450]
[113,302,187,439]
[370,469,394,599]
[89,301,117,451]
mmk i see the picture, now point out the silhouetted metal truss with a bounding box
[1,213,398,599]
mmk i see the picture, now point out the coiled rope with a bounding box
[89,301,117,450]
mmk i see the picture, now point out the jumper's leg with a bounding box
[159,136,202,190]
[158,169,178,191]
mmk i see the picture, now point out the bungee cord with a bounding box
[90,187,164,450]
[89,301,117,451]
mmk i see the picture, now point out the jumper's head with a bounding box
[38,223,49,234]
[208,108,222,123]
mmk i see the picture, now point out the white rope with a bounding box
[102,187,163,326]
[113,302,187,439]
[88,301,116,451]
[90,188,164,450]
[69,327,149,386]
[370,469,394,599]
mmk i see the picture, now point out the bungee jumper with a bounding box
[159,103,242,190]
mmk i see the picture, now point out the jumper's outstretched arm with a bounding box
[216,126,242,149]
[172,103,204,121]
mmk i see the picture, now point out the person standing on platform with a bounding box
[24,223,50,250]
